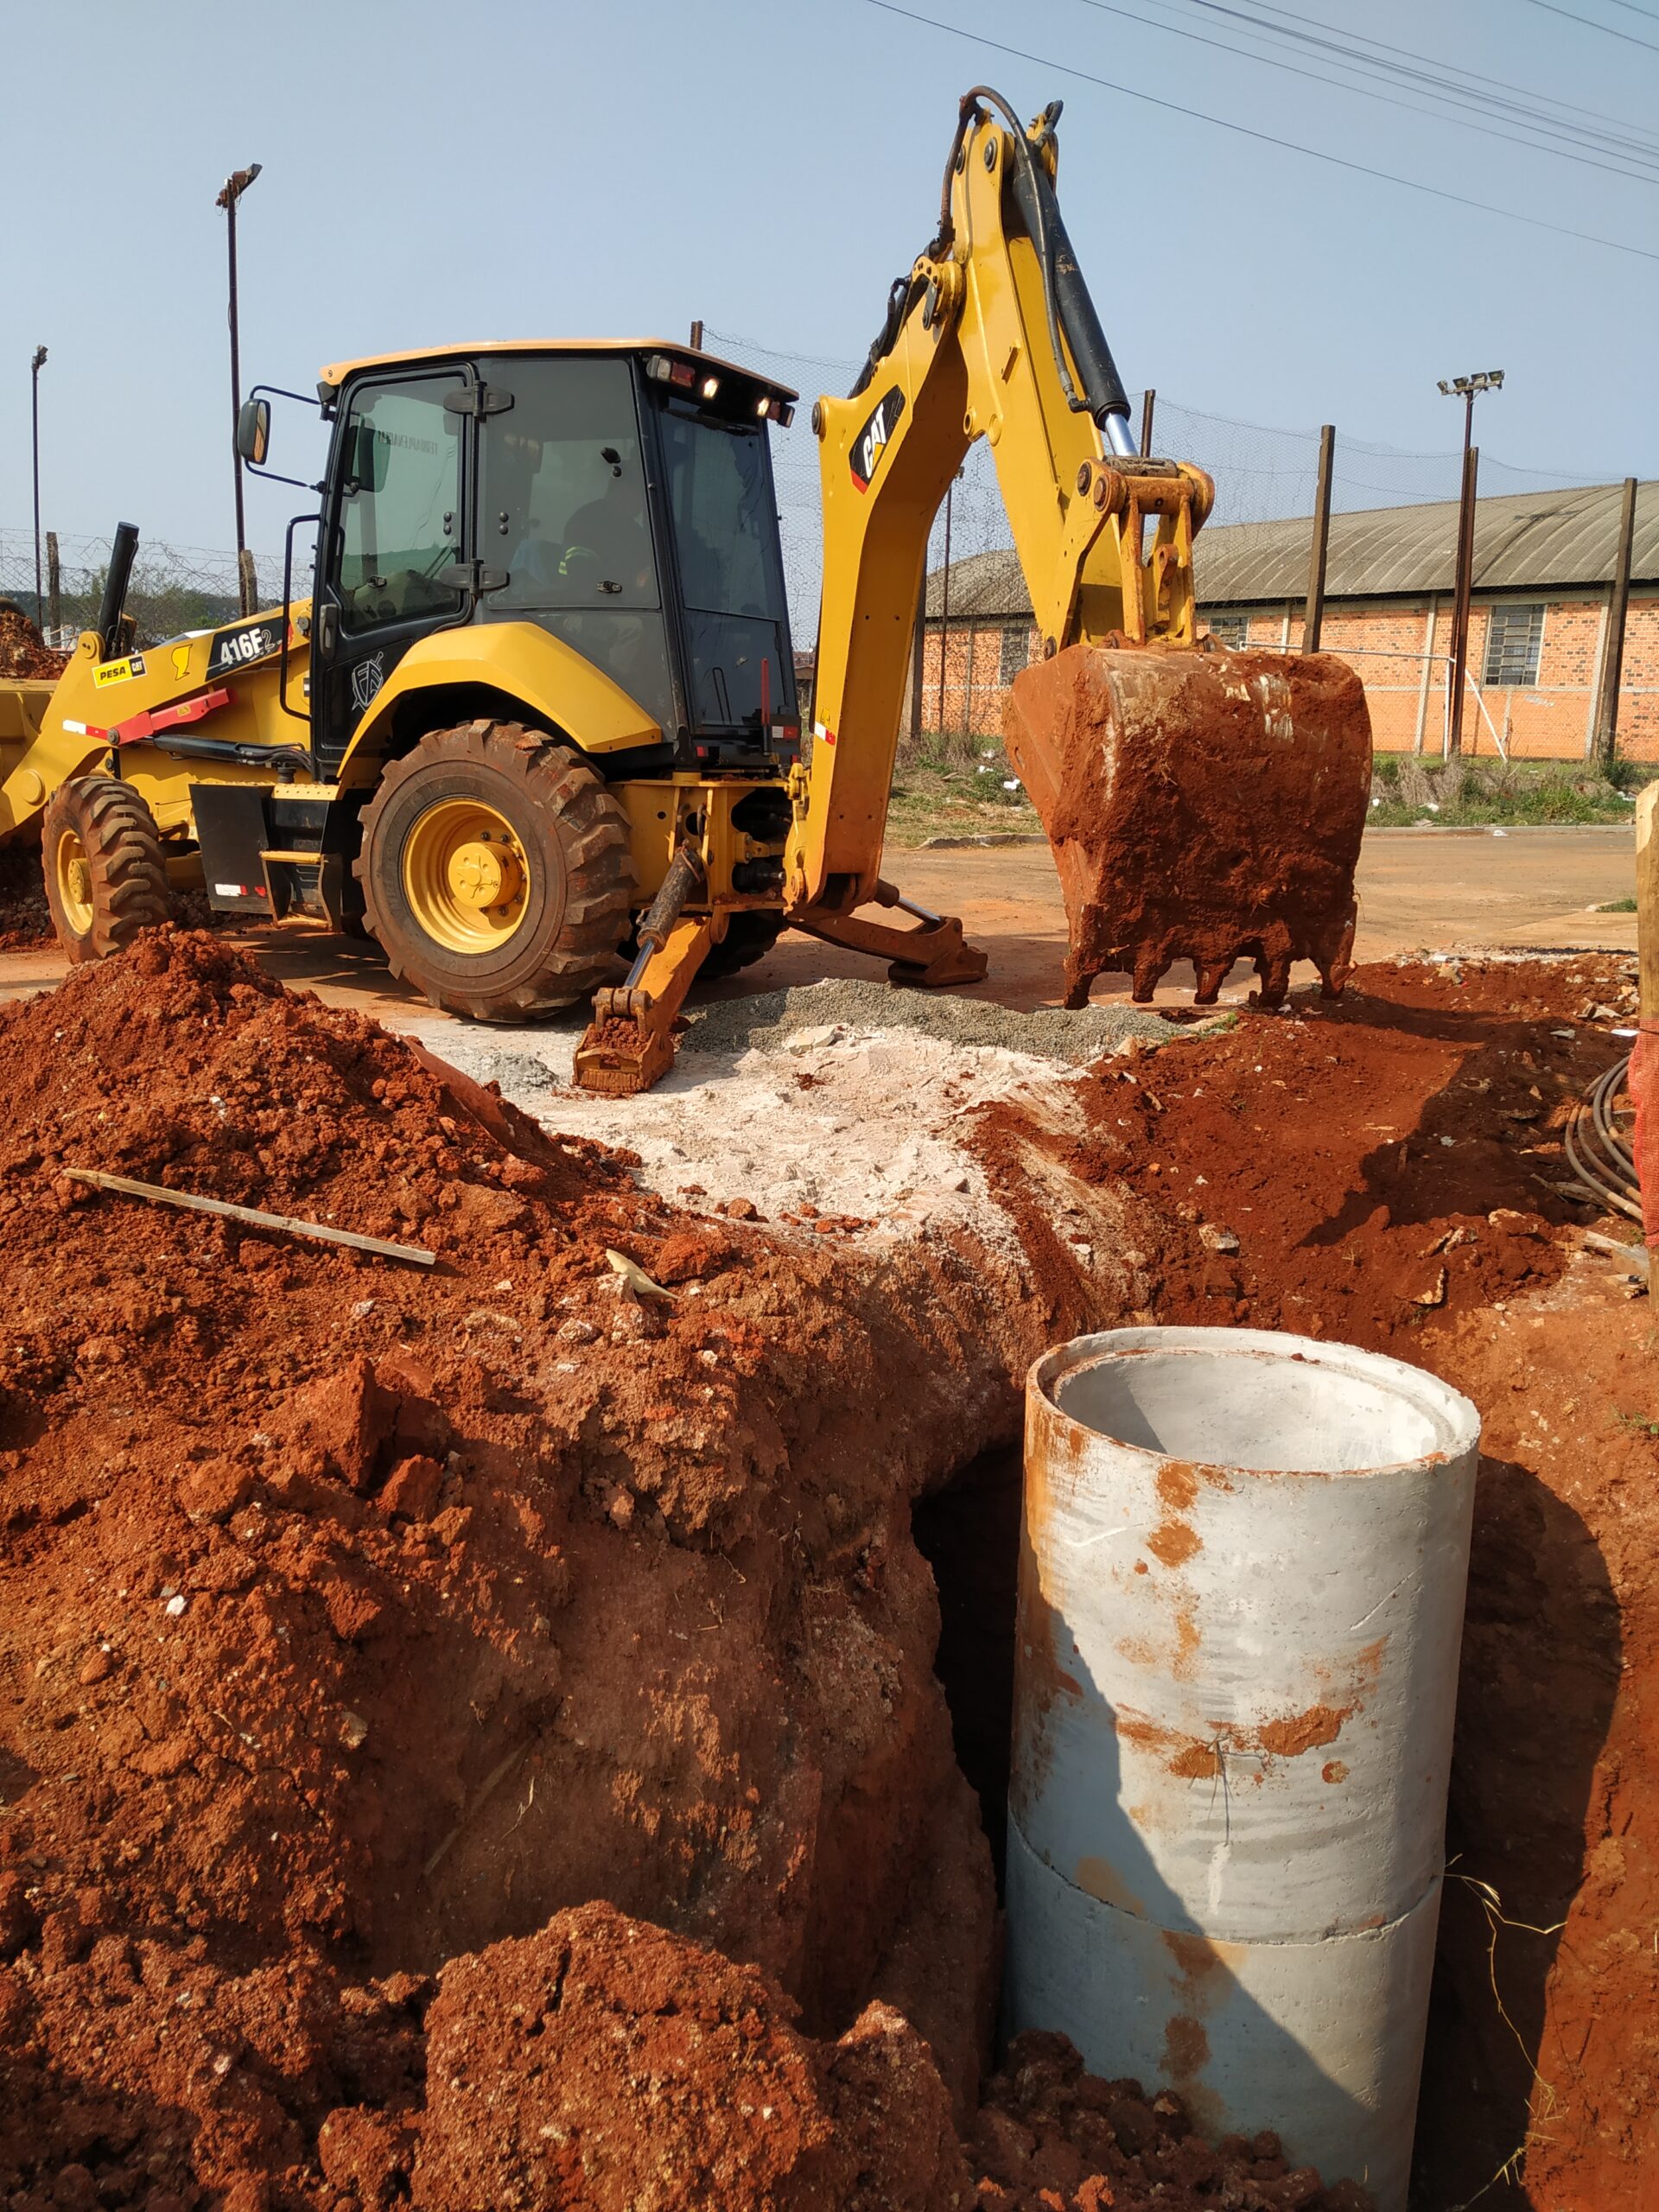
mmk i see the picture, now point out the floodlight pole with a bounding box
[217,163,262,614]
[1438,370,1503,757]
[30,346,47,632]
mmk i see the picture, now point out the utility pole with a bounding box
[1593,477,1639,764]
[30,346,47,631]
[1301,423,1335,654]
[1139,387,1156,458]
[937,472,957,738]
[1437,370,1503,756]
[217,163,262,614]
[908,597,925,748]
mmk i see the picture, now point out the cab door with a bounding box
[311,367,474,775]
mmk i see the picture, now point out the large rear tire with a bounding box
[355,720,634,1020]
[42,777,170,963]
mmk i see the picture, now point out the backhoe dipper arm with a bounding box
[785,88,1213,927]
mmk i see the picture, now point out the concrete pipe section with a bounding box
[1004,1325,1480,2211]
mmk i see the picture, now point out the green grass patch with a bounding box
[887,736,1042,845]
[1368,755,1652,830]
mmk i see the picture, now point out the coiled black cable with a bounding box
[1564,1052,1643,1223]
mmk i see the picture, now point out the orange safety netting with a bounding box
[1631,1028,1659,1247]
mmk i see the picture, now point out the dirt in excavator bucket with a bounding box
[1003,642,1372,1009]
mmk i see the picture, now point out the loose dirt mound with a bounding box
[971,2032,1371,2210]
[0,1896,974,2209]
[0,930,1034,2200]
[0,603,69,682]
[970,951,1657,2207]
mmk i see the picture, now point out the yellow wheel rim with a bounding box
[54,828,94,936]
[402,798,531,954]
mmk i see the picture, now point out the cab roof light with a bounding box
[756,395,796,427]
[700,375,720,400]
[645,353,698,389]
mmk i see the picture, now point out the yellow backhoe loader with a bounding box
[0,89,1370,1094]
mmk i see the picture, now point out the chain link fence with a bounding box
[7,360,1642,760]
[0,529,282,651]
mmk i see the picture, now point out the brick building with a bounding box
[920,480,1659,759]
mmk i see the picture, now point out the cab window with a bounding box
[481,358,658,612]
[336,377,467,636]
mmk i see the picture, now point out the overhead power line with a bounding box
[1073,0,1659,184]
[863,0,1659,265]
[1179,0,1659,163]
[1520,0,1659,51]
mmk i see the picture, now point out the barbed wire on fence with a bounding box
[0,527,289,649]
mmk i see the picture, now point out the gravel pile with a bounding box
[682,978,1216,1061]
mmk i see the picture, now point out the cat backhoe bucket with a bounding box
[1003,642,1371,1009]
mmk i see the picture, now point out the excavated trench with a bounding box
[0,929,1653,2209]
[912,1445,1022,1897]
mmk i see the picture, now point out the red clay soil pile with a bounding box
[1,1897,971,2211]
[0,603,68,681]
[971,2032,1371,2211]
[972,951,1657,2209]
[0,928,1039,2204]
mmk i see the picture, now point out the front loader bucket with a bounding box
[1003,643,1371,1009]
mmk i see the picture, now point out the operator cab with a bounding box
[305,341,800,779]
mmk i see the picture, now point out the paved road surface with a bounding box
[0,825,1636,1027]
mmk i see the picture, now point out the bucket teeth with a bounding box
[1252,950,1294,1009]
[1130,946,1170,1004]
[1193,959,1231,1006]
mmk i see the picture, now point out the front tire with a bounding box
[355,720,633,1020]
[42,777,170,963]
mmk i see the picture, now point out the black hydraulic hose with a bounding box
[961,87,1132,434]
[97,522,140,659]
[852,86,1134,439]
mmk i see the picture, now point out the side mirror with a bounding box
[343,421,391,495]
[236,397,271,467]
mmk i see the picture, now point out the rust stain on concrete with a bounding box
[1147,1517,1202,1568]
[1156,1459,1199,1514]
[1254,1701,1351,1759]
[1074,1856,1146,1916]
[1157,1929,1232,2138]
[1322,1759,1350,1784]
[1167,1740,1223,1781]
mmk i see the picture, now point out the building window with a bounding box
[998,623,1030,684]
[1204,612,1249,648]
[1483,603,1544,688]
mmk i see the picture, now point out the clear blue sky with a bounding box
[3,0,1655,561]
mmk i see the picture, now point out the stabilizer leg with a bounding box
[790,880,988,988]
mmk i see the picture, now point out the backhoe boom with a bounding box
[786,88,1367,1014]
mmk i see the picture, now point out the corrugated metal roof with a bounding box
[924,480,1656,619]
